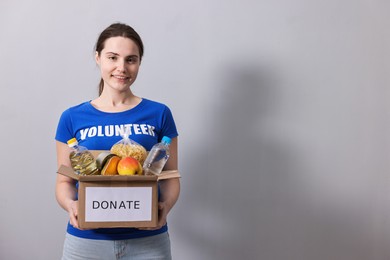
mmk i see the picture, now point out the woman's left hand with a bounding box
[139,177,180,230]
[139,202,168,230]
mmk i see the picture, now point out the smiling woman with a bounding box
[94,23,144,97]
[54,23,180,260]
[95,37,141,95]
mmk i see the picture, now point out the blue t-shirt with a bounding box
[55,98,178,240]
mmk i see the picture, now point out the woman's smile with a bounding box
[112,74,130,82]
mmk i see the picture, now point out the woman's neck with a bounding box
[91,89,142,112]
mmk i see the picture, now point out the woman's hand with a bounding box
[139,202,168,230]
[56,141,85,230]
[67,200,81,229]
[139,177,180,231]
[156,202,168,228]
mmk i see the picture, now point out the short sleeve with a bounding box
[160,106,178,141]
[55,109,74,144]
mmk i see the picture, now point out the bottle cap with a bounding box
[162,136,171,145]
[67,138,78,147]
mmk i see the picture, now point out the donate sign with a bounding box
[85,187,153,222]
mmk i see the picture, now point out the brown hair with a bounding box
[95,23,144,95]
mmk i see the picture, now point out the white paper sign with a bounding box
[85,187,153,222]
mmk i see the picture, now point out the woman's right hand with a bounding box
[67,200,80,229]
[56,141,83,229]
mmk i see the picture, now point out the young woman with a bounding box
[55,23,180,259]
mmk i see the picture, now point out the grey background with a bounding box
[1,0,390,259]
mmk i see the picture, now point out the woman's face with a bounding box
[96,36,141,93]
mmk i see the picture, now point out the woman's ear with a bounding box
[95,51,100,65]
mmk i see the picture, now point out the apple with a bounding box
[117,157,143,175]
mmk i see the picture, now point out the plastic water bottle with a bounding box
[67,138,98,175]
[143,136,171,175]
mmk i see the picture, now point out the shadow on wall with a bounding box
[174,60,380,260]
[175,61,304,259]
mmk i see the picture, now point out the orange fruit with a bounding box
[101,155,121,175]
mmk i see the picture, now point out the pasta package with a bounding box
[110,127,147,165]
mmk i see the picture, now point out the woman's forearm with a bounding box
[159,178,180,212]
[56,176,77,212]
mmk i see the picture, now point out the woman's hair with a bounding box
[95,23,144,95]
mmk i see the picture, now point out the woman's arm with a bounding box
[55,141,81,228]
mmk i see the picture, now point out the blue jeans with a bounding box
[62,232,172,260]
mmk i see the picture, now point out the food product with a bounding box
[67,138,98,175]
[110,127,147,165]
[117,157,143,175]
[101,155,121,175]
[96,151,111,170]
[111,143,147,165]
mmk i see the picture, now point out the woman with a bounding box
[55,23,180,259]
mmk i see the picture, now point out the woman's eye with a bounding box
[108,56,117,61]
[127,56,139,63]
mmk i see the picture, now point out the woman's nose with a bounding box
[116,60,126,72]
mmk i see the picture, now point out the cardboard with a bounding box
[57,151,180,229]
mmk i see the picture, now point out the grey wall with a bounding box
[1,0,389,259]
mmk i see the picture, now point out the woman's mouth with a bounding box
[112,75,129,80]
